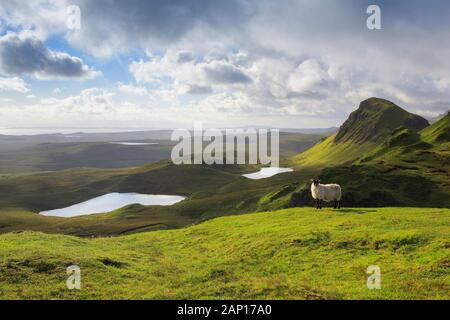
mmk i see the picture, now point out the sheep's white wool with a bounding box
[311,183,342,201]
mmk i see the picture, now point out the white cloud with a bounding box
[0,76,29,93]
[117,82,150,96]
[39,88,116,115]
[287,59,334,93]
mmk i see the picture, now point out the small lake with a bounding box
[39,193,186,218]
[242,167,294,180]
[109,142,159,146]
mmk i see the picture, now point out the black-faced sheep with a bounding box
[310,179,342,209]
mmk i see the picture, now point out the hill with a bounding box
[335,97,428,143]
[290,101,449,207]
[0,207,448,299]
[292,98,429,167]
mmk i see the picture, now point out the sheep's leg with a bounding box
[337,200,341,209]
[319,199,323,209]
[333,200,337,209]
[315,199,319,209]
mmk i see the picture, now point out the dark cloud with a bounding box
[204,62,252,84]
[68,0,253,57]
[177,51,195,64]
[0,33,97,79]
[185,84,213,95]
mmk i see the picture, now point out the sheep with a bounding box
[310,179,341,209]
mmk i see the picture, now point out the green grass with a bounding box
[290,105,449,208]
[0,131,326,236]
[0,159,318,236]
[291,134,377,168]
[0,207,448,300]
[0,141,175,173]
[420,112,450,143]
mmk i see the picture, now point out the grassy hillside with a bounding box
[0,207,448,300]
[335,97,428,143]
[316,115,449,207]
[292,98,429,167]
[291,133,377,167]
[0,130,326,236]
[291,99,449,208]
[0,159,318,236]
[0,141,174,173]
[421,111,450,143]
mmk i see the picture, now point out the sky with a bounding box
[0,0,449,129]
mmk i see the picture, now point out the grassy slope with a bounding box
[0,207,448,300]
[0,159,318,236]
[0,141,175,173]
[292,98,430,168]
[291,134,377,168]
[333,114,450,207]
[420,111,450,143]
[0,132,325,236]
[291,105,449,208]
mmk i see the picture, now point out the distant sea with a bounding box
[0,128,160,136]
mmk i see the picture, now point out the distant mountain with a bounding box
[427,111,449,124]
[291,98,449,208]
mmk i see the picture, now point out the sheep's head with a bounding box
[312,178,320,186]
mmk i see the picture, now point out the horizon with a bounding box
[0,126,337,136]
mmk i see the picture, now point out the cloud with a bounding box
[39,88,115,115]
[0,32,100,80]
[2,1,450,126]
[181,84,213,95]
[130,50,253,91]
[287,59,335,93]
[117,82,149,96]
[0,76,29,92]
[203,60,252,84]
[176,51,195,64]
[0,0,69,39]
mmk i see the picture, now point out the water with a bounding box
[39,193,186,218]
[109,142,159,146]
[242,167,293,179]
